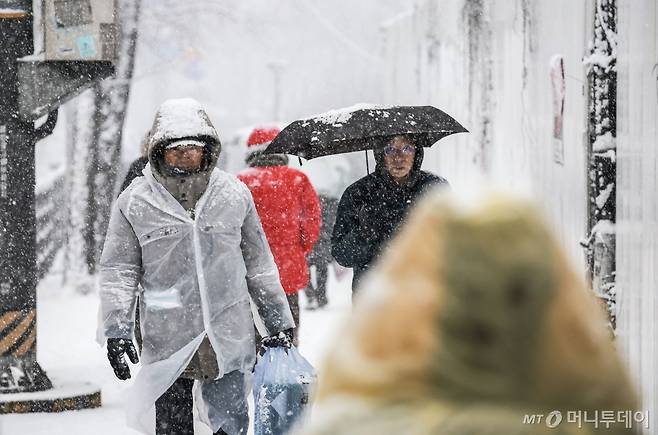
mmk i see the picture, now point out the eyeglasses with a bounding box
[166,145,203,153]
[383,144,415,156]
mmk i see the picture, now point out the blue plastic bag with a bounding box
[253,346,315,435]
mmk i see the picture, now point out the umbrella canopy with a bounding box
[264,104,468,160]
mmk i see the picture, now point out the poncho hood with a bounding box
[147,98,221,177]
[146,98,222,210]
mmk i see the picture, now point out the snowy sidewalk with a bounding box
[0,270,351,435]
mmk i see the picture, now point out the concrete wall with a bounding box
[383,0,658,423]
[382,0,592,267]
[616,0,658,424]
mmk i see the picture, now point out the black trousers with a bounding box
[155,378,230,435]
[307,261,329,306]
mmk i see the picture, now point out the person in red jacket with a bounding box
[238,127,321,345]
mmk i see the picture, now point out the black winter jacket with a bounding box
[331,146,448,292]
[119,156,149,193]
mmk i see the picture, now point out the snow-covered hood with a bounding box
[147,98,222,176]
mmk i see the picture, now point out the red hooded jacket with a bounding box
[238,165,321,294]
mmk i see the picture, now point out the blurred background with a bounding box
[2,0,657,433]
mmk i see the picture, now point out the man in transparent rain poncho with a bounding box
[98,98,295,435]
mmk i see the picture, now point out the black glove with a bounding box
[107,338,139,380]
[261,328,294,349]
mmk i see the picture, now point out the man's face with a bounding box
[383,136,416,182]
[164,145,204,171]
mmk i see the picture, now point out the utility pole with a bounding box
[0,0,53,395]
[0,0,115,412]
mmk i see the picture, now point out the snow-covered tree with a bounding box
[63,0,141,289]
[87,0,142,272]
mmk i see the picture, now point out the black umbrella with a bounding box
[264,104,468,160]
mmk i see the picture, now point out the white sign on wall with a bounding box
[550,54,566,165]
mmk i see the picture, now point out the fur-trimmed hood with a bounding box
[307,192,638,435]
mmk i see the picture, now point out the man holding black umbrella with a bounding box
[331,135,448,294]
[261,104,466,296]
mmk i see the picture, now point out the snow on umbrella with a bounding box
[263,104,468,160]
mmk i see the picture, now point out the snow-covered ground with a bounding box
[0,268,352,435]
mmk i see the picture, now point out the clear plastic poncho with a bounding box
[98,163,294,434]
